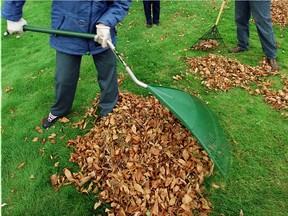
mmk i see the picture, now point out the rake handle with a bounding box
[215,0,226,26]
[24,25,96,39]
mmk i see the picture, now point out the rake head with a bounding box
[190,25,225,50]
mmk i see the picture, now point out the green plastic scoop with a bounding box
[22,25,230,177]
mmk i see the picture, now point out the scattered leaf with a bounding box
[17,162,25,169]
[5,86,13,93]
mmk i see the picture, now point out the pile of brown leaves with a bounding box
[185,54,287,117]
[186,54,279,92]
[51,93,214,215]
[191,39,220,51]
[271,0,288,28]
[260,75,288,112]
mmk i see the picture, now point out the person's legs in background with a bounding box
[235,0,251,50]
[250,0,279,70]
[143,0,152,27]
[152,0,160,25]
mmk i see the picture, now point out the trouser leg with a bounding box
[143,1,152,25]
[250,0,277,59]
[235,1,250,50]
[152,1,160,24]
[92,49,118,117]
[50,51,82,117]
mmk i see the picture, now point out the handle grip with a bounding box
[3,25,97,40]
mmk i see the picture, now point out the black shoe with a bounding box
[267,58,280,71]
[42,113,60,130]
[146,23,152,28]
[228,47,248,53]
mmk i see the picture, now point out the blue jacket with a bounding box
[1,0,131,55]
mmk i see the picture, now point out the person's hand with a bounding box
[95,24,111,48]
[7,18,28,34]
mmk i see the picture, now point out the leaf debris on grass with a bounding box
[191,39,220,51]
[185,54,287,117]
[271,0,288,29]
[51,93,214,215]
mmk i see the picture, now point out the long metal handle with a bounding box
[215,0,226,26]
[106,41,147,88]
[22,25,148,88]
[24,25,97,39]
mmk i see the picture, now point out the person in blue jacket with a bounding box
[1,0,132,129]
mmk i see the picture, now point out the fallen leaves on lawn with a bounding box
[186,54,279,92]
[191,39,220,51]
[5,86,13,93]
[262,75,288,112]
[271,0,288,28]
[185,54,287,117]
[59,117,70,123]
[17,162,25,169]
[51,93,214,215]
[35,126,43,134]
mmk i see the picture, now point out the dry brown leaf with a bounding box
[63,168,76,183]
[50,174,60,190]
[35,126,43,134]
[59,117,70,123]
[94,201,102,210]
[5,86,13,93]
[48,133,57,139]
[32,137,39,142]
[211,182,220,189]
[54,162,60,167]
[17,162,25,169]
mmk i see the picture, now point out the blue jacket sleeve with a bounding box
[97,0,132,27]
[1,0,26,21]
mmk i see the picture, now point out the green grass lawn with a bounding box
[1,1,287,215]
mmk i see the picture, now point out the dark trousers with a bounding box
[143,0,160,25]
[235,0,277,59]
[50,49,118,117]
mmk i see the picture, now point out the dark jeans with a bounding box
[50,49,118,117]
[143,0,160,25]
[235,0,277,58]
